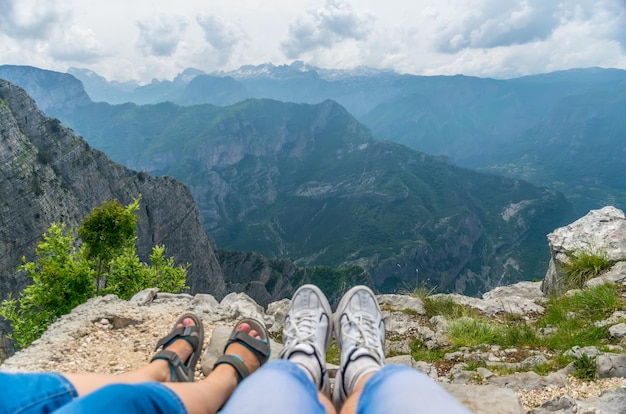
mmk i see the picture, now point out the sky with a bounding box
[1,0,626,84]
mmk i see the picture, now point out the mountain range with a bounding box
[62,62,626,215]
[0,65,580,297]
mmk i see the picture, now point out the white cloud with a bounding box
[136,16,189,57]
[281,0,375,58]
[47,25,106,63]
[0,0,61,40]
[432,0,562,53]
[196,14,246,66]
[1,0,625,83]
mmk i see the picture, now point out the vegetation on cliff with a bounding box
[406,283,625,379]
[0,199,187,348]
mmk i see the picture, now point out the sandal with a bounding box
[151,313,204,382]
[212,318,271,382]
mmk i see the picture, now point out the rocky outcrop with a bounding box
[542,206,626,295]
[0,80,226,355]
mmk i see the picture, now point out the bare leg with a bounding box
[63,316,197,396]
[339,371,375,414]
[319,391,337,414]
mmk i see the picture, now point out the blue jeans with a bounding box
[0,362,470,413]
[222,360,471,414]
[0,372,185,414]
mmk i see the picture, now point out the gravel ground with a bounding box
[518,376,626,411]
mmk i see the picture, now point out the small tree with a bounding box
[2,198,189,349]
[78,198,139,293]
[0,224,94,348]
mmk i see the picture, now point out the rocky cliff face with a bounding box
[0,80,226,355]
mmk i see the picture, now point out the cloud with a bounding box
[0,0,61,40]
[281,0,375,58]
[616,1,626,50]
[47,24,105,63]
[136,16,189,57]
[434,0,562,53]
[196,14,245,65]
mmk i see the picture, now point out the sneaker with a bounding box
[278,284,333,396]
[333,285,385,407]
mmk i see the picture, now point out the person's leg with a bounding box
[221,359,331,414]
[342,365,472,414]
[0,315,200,414]
[333,286,471,414]
[0,371,77,414]
[61,314,201,396]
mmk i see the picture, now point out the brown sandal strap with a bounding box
[213,354,250,382]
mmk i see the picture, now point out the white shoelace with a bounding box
[283,309,318,346]
[341,312,382,359]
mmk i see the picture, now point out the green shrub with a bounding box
[538,284,619,351]
[423,296,475,319]
[410,338,447,363]
[1,199,189,349]
[0,224,95,348]
[573,353,597,381]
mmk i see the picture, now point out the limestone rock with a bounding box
[609,323,626,340]
[442,384,525,414]
[377,294,425,314]
[488,371,568,391]
[596,354,626,378]
[586,261,626,288]
[542,207,626,295]
[432,293,545,316]
[483,281,544,302]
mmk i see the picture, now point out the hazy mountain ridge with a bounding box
[0,65,583,295]
[32,91,574,295]
[59,62,626,214]
[481,83,626,212]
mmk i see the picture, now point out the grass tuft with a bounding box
[562,250,610,289]
[573,353,597,381]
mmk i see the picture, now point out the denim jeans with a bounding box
[0,362,471,413]
[222,360,472,414]
[0,372,185,414]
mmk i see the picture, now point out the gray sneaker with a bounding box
[278,284,333,396]
[333,285,385,407]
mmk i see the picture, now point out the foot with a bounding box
[151,316,197,382]
[217,322,264,382]
[279,284,333,396]
[333,285,385,407]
